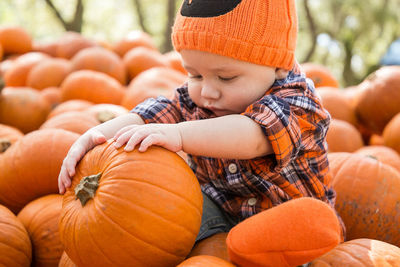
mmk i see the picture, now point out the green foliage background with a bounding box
[1,0,399,87]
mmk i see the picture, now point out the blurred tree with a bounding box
[43,0,84,32]
[297,0,400,86]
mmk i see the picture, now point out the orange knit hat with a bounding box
[172,0,298,70]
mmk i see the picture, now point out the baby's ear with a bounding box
[275,68,289,79]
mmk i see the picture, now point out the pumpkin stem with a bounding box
[0,139,11,153]
[0,77,4,92]
[75,173,101,206]
[97,110,116,123]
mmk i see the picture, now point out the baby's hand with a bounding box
[113,124,182,153]
[58,129,107,194]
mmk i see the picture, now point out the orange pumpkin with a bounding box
[0,204,32,266]
[355,66,400,134]
[112,30,157,57]
[369,134,384,146]
[123,46,169,80]
[71,46,126,84]
[164,50,188,75]
[61,70,125,104]
[59,252,77,267]
[56,32,96,59]
[326,119,364,152]
[177,255,235,267]
[40,86,62,109]
[0,129,79,213]
[17,194,64,267]
[59,142,203,267]
[0,123,24,153]
[32,40,59,57]
[188,233,229,261]
[40,111,100,134]
[317,88,357,126]
[382,112,400,154]
[0,26,32,55]
[301,63,339,88]
[47,99,93,119]
[0,43,3,61]
[26,58,72,90]
[84,103,129,123]
[310,238,400,266]
[328,152,400,246]
[4,52,49,87]
[121,67,187,109]
[0,87,52,133]
[355,145,400,174]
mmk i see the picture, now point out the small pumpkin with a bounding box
[84,103,129,123]
[177,255,235,267]
[0,26,32,55]
[60,70,125,105]
[47,99,93,119]
[354,66,400,134]
[328,152,400,247]
[112,30,157,57]
[301,63,339,88]
[164,50,188,75]
[40,86,62,109]
[17,194,64,267]
[121,67,186,109]
[123,46,169,80]
[0,87,52,133]
[59,142,203,267]
[0,204,32,267]
[310,238,400,266]
[55,32,96,59]
[382,112,400,155]
[0,129,79,213]
[326,119,364,152]
[71,46,127,85]
[0,123,24,153]
[26,58,72,90]
[40,111,100,134]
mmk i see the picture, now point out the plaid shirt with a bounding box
[132,63,337,223]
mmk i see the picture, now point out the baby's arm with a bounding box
[58,113,145,194]
[114,114,272,159]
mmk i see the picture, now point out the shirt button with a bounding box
[248,198,257,206]
[228,163,238,174]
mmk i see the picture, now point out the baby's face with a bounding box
[180,50,277,116]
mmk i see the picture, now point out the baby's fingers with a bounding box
[58,166,71,194]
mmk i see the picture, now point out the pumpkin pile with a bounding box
[0,25,400,267]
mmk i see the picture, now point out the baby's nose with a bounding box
[201,85,220,99]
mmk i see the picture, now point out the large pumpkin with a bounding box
[17,194,64,267]
[326,119,364,152]
[354,66,400,134]
[0,129,79,213]
[55,32,96,59]
[0,204,32,267]
[112,30,157,57]
[355,145,400,174]
[59,141,203,267]
[58,252,76,267]
[328,152,400,246]
[310,238,400,266]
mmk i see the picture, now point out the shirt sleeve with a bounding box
[242,70,330,171]
[131,88,184,124]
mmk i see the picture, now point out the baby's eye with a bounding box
[218,76,237,81]
[188,74,202,80]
